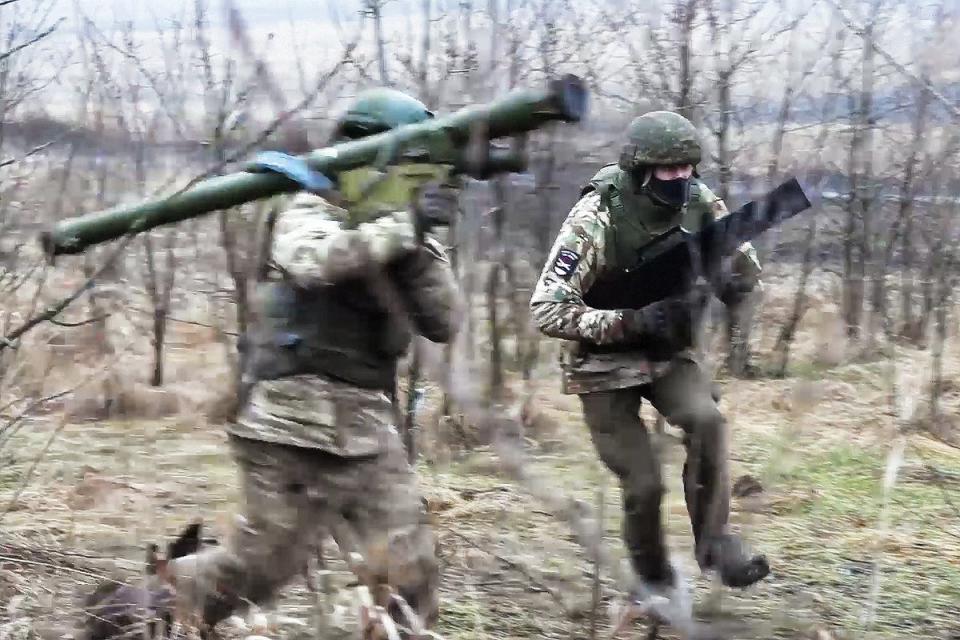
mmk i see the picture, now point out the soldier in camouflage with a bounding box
[168,89,460,634]
[530,111,769,598]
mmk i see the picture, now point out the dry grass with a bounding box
[1,273,960,640]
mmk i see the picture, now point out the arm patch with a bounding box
[552,248,582,279]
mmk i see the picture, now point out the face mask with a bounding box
[647,174,691,209]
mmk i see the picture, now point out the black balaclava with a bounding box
[627,168,692,223]
[647,171,691,208]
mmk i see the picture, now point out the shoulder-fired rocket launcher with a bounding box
[41,74,588,257]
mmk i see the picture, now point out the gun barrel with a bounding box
[42,75,587,258]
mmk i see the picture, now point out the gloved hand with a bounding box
[620,296,695,352]
[413,180,460,235]
[717,271,757,307]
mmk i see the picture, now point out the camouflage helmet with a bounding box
[618,111,702,171]
[333,88,434,140]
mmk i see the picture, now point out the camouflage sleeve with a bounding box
[389,236,462,344]
[270,193,419,288]
[528,191,630,345]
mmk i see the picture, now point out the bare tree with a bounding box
[674,0,699,120]
[841,0,885,343]
[365,0,391,86]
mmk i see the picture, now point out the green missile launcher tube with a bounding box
[41,74,588,258]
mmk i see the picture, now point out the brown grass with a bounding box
[1,272,959,640]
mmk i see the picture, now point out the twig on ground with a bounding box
[443,528,569,614]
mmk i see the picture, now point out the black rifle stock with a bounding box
[582,178,813,310]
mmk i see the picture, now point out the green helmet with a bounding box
[333,88,434,140]
[618,111,702,170]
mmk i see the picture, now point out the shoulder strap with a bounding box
[581,163,625,218]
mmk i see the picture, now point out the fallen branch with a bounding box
[443,528,569,614]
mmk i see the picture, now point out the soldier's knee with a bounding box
[675,402,725,436]
[679,406,727,465]
[624,473,665,513]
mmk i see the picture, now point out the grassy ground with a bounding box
[2,304,960,640]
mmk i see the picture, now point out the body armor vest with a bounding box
[577,165,713,355]
[581,164,712,273]
[244,275,411,392]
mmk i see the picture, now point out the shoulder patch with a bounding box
[552,248,581,279]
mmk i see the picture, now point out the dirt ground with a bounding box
[2,285,960,640]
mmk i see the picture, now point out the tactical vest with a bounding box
[581,164,714,272]
[243,274,411,392]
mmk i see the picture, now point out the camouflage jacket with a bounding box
[529,173,761,395]
[228,192,460,456]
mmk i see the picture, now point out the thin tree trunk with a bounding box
[487,182,507,400]
[715,70,732,204]
[675,0,697,120]
[860,9,879,351]
[370,0,390,86]
[774,219,817,377]
[419,0,430,102]
[843,94,863,341]
[929,262,952,425]
[900,80,931,340]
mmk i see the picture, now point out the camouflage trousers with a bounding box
[579,356,731,587]
[173,433,439,630]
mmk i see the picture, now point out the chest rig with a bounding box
[581,164,712,274]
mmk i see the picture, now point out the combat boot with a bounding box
[701,533,769,588]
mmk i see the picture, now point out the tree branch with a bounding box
[0,139,59,169]
[822,0,960,121]
[48,314,111,328]
[0,18,62,63]
[0,236,133,353]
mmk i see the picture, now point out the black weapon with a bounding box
[583,178,813,310]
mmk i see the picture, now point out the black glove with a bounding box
[413,180,459,236]
[717,271,756,307]
[621,296,696,352]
